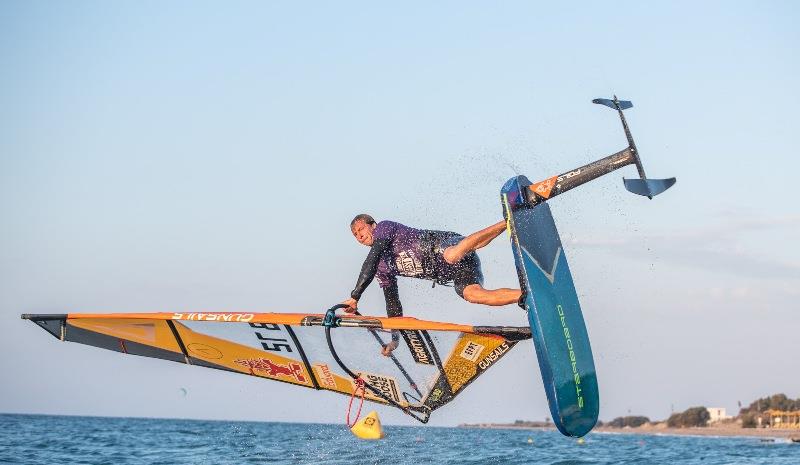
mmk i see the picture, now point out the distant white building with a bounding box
[707,407,731,423]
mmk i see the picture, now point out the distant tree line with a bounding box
[605,416,650,428]
[585,393,800,430]
[667,407,710,428]
[739,393,800,415]
[738,393,800,428]
[599,408,710,428]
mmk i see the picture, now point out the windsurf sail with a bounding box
[22,309,530,423]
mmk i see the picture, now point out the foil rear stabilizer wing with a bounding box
[504,97,677,213]
[593,95,676,199]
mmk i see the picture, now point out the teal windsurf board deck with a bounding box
[501,175,599,438]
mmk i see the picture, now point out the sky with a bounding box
[1,1,798,427]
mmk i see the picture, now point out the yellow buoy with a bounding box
[350,411,385,440]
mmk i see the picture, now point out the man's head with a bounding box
[350,214,377,246]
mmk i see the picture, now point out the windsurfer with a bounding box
[343,214,522,354]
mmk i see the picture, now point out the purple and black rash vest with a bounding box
[373,221,434,285]
[350,221,468,317]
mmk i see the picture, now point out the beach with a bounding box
[461,422,800,440]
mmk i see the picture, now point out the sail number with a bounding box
[249,323,292,352]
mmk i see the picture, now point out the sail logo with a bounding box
[401,330,433,365]
[186,343,223,360]
[459,341,485,362]
[478,342,510,370]
[356,371,401,403]
[313,364,337,389]
[173,313,254,322]
[235,358,307,384]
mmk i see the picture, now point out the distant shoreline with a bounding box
[4,413,798,439]
[459,423,800,440]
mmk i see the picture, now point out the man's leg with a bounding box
[443,220,506,264]
[462,284,521,306]
[449,229,520,307]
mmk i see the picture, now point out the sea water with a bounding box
[0,414,796,465]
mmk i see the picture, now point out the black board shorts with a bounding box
[428,232,485,299]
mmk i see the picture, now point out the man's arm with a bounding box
[344,238,391,312]
[377,281,402,355]
[380,283,402,356]
[383,283,403,317]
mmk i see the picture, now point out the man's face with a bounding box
[351,220,376,246]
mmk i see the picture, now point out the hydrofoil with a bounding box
[501,97,675,437]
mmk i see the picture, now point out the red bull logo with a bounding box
[235,358,307,383]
